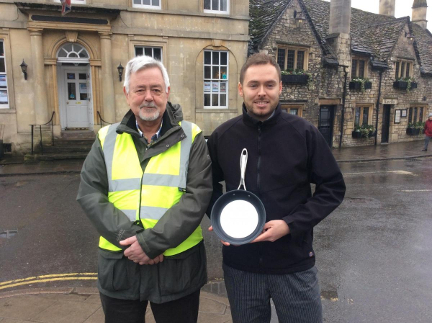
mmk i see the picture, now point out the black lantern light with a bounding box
[20,59,28,80]
[117,63,124,82]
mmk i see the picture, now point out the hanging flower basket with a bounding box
[349,81,372,91]
[393,79,417,92]
[406,127,420,135]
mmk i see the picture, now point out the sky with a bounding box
[323,0,431,31]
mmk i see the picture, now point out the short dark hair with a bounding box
[239,53,281,84]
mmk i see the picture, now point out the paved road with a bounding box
[1,156,431,322]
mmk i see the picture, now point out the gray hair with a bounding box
[123,55,170,93]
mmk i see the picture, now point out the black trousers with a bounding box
[100,290,200,323]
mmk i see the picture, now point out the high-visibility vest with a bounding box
[97,120,203,256]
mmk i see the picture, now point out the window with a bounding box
[204,0,229,13]
[135,46,162,61]
[354,106,372,126]
[277,47,308,71]
[281,105,303,117]
[0,40,8,108]
[395,59,413,79]
[133,0,160,9]
[408,106,426,124]
[204,50,228,108]
[351,58,368,78]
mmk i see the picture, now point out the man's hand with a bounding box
[208,226,231,246]
[251,220,290,243]
[120,236,164,265]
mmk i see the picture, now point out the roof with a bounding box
[249,0,432,74]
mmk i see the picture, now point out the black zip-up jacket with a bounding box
[207,104,346,274]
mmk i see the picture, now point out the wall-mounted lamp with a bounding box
[20,59,28,80]
[294,10,305,27]
[117,63,124,82]
[405,32,414,41]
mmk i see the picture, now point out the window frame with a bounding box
[395,59,414,79]
[408,106,426,124]
[204,0,229,14]
[351,57,368,79]
[134,46,163,62]
[281,104,303,117]
[132,0,161,10]
[276,46,309,72]
[54,0,86,4]
[354,105,373,126]
[0,39,9,109]
[203,50,229,109]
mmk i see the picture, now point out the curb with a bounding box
[336,154,432,163]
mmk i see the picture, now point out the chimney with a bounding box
[412,0,428,29]
[379,0,396,17]
[329,0,351,35]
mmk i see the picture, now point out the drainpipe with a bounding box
[339,65,349,148]
[375,70,384,146]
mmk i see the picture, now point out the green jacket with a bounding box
[77,103,212,303]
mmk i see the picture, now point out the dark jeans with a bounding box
[100,289,200,323]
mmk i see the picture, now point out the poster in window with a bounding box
[220,82,226,93]
[401,109,407,117]
[204,82,211,92]
[394,109,401,124]
[212,82,219,92]
[0,90,7,103]
[0,75,6,87]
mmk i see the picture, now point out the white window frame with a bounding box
[0,39,9,109]
[132,0,161,10]
[135,46,163,61]
[203,50,229,109]
[204,0,229,14]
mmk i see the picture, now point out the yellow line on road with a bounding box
[0,273,97,290]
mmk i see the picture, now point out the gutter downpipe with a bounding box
[339,65,349,148]
[375,70,384,146]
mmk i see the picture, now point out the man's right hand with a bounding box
[120,236,164,265]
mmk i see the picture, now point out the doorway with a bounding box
[56,42,93,130]
[318,106,335,147]
[382,105,391,143]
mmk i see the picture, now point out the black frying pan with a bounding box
[211,149,266,245]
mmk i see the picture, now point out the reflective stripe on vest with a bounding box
[98,121,203,256]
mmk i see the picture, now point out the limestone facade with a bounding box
[0,0,249,153]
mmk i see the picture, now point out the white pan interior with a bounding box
[219,200,259,239]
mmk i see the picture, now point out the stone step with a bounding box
[53,138,95,147]
[38,145,92,153]
[24,152,89,162]
[60,130,96,140]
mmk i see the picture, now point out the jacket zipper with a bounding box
[257,125,263,267]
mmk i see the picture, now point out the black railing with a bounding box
[97,111,113,127]
[30,112,55,155]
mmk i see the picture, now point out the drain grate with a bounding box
[0,229,18,239]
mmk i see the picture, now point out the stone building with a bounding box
[0,0,249,154]
[250,0,432,147]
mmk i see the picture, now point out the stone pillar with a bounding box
[329,0,351,35]
[99,32,116,123]
[379,0,396,17]
[29,28,49,124]
[412,0,428,30]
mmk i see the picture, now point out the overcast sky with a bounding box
[323,0,431,31]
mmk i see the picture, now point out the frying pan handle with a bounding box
[237,148,248,190]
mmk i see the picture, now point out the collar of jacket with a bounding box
[242,103,282,128]
[116,101,184,138]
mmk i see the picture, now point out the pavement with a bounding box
[0,140,431,322]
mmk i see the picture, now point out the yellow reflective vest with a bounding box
[98,121,203,256]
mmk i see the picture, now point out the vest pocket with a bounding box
[98,249,131,292]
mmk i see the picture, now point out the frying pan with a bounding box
[211,148,266,245]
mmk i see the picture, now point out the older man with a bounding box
[77,55,212,323]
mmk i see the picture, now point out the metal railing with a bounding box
[30,112,55,155]
[97,111,113,127]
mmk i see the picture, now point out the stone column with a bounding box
[379,0,396,17]
[29,28,49,124]
[99,32,116,123]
